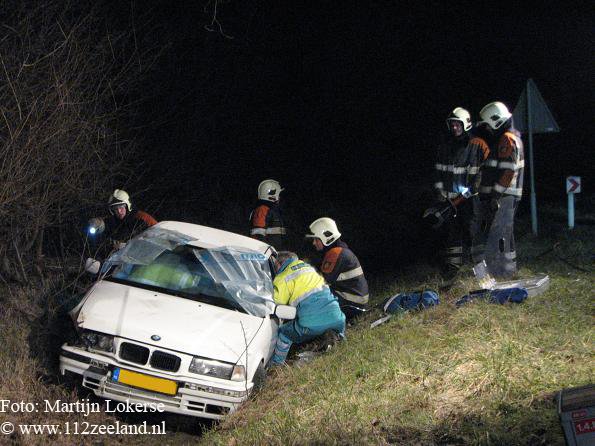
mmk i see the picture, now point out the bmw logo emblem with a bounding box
[151,335,161,341]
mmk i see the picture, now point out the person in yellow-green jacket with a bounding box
[271,251,346,365]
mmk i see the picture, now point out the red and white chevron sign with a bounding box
[566,176,581,194]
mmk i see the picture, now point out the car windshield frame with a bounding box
[99,227,275,317]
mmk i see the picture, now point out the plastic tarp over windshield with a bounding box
[195,248,274,317]
[101,227,275,317]
[103,226,195,268]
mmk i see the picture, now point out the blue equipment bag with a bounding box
[455,287,528,307]
[382,290,440,314]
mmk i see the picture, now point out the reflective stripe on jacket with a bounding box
[479,130,524,198]
[273,259,344,328]
[249,201,286,237]
[320,241,369,305]
[433,134,486,196]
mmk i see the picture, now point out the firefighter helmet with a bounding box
[306,217,342,246]
[108,189,132,213]
[257,179,283,202]
[446,107,472,132]
[479,101,512,130]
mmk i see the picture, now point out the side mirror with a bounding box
[274,305,296,320]
[85,258,101,275]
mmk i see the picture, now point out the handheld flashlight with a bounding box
[87,217,105,236]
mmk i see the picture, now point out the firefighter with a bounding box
[270,251,346,365]
[249,179,287,249]
[306,217,369,321]
[473,101,524,278]
[88,189,157,259]
[431,107,488,276]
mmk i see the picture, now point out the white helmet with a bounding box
[446,107,472,132]
[479,101,512,130]
[257,179,283,202]
[306,217,341,246]
[108,189,132,213]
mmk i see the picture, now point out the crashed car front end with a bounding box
[60,225,278,420]
[60,334,252,419]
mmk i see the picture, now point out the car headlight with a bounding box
[80,330,114,353]
[189,357,246,381]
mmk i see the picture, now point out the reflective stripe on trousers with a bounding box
[335,290,369,305]
[484,195,518,278]
[442,199,474,269]
[481,185,522,197]
[493,183,522,196]
[443,245,463,267]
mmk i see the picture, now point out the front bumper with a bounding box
[60,344,250,420]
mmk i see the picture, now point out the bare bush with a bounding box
[0,1,160,282]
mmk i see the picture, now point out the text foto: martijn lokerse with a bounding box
[1,399,165,417]
[47,399,166,416]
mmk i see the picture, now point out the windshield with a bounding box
[101,227,275,317]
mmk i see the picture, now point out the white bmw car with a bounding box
[59,221,294,420]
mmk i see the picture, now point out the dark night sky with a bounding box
[118,1,594,269]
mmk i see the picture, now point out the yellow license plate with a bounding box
[113,368,178,395]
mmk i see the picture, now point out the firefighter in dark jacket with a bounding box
[249,179,287,249]
[432,107,488,275]
[306,217,369,321]
[88,189,157,259]
[473,101,524,278]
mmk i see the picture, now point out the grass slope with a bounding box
[0,217,592,445]
[201,224,594,445]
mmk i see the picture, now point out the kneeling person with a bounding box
[271,252,346,365]
[306,218,369,320]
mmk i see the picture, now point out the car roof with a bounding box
[153,221,273,255]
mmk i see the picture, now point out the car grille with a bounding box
[150,351,181,372]
[119,342,150,365]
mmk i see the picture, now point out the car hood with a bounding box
[75,280,266,363]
